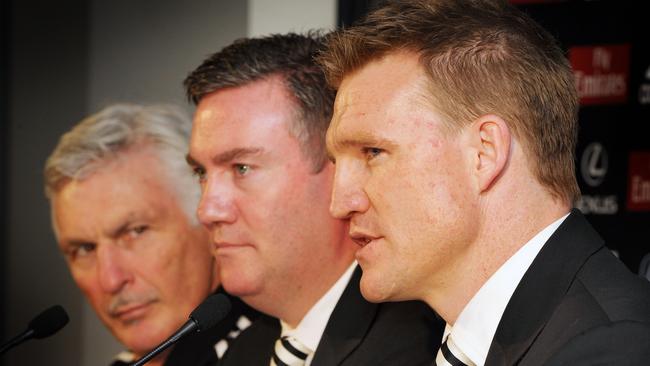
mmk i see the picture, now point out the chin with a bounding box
[359,275,394,303]
[221,274,261,298]
[122,330,169,356]
[113,319,174,355]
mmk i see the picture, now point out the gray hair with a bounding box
[44,103,200,223]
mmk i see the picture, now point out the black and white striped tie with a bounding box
[435,335,475,366]
[270,335,312,366]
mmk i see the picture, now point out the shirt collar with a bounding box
[446,213,568,366]
[280,261,357,362]
[113,350,136,363]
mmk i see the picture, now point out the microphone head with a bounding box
[189,293,231,332]
[28,305,69,339]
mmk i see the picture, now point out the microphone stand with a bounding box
[130,321,196,366]
[0,329,35,355]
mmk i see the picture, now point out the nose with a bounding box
[96,244,130,294]
[197,175,238,228]
[330,161,370,219]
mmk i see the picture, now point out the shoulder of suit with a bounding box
[573,246,650,323]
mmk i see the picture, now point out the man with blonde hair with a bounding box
[45,104,254,366]
[320,1,650,365]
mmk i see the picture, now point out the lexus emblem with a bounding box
[580,142,608,187]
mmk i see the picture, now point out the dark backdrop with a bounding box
[1,0,11,355]
[338,0,650,275]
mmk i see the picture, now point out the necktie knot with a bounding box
[435,335,475,366]
[270,335,312,366]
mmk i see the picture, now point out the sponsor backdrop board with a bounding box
[339,0,650,276]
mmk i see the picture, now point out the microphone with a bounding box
[130,293,231,366]
[0,305,69,355]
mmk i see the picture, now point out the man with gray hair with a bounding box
[45,104,254,366]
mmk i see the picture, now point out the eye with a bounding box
[234,164,251,176]
[126,225,148,239]
[362,147,384,161]
[326,152,336,164]
[78,243,96,256]
[192,166,206,182]
[67,243,96,261]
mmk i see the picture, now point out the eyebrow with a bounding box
[107,221,132,239]
[187,147,264,168]
[186,154,202,168]
[59,213,144,250]
[327,131,398,155]
[61,239,93,250]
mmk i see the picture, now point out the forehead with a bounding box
[327,52,441,151]
[190,76,297,154]
[52,151,182,235]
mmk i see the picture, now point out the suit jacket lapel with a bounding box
[311,266,378,366]
[485,210,604,365]
[219,314,279,365]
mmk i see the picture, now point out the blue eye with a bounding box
[234,164,251,176]
[363,147,383,160]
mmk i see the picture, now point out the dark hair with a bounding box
[184,32,334,171]
[318,0,580,204]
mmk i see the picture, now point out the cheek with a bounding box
[73,272,110,310]
[252,174,312,231]
[238,178,287,223]
[373,152,472,240]
[367,166,429,225]
[161,235,213,284]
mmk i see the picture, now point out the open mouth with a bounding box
[352,236,372,247]
[350,231,380,247]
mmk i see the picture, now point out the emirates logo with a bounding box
[570,44,630,105]
[627,152,650,211]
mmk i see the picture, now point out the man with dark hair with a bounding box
[45,104,256,366]
[184,33,442,366]
[320,1,650,365]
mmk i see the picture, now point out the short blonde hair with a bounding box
[318,0,580,204]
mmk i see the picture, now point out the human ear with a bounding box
[470,114,511,192]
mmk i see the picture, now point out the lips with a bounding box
[349,230,381,248]
[213,241,251,249]
[112,301,155,322]
[212,241,255,255]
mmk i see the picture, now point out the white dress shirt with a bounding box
[443,214,569,366]
[279,261,357,365]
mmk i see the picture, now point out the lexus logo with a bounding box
[581,142,608,187]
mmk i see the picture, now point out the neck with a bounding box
[246,231,357,327]
[424,179,570,325]
[282,253,356,327]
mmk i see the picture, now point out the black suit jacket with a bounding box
[219,266,444,366]
[485,210,650,366]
